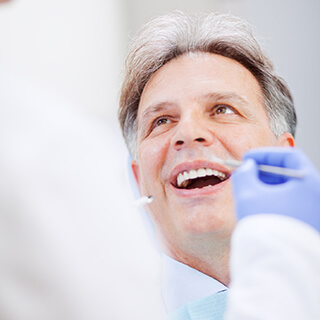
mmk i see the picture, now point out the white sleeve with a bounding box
[224,214,320,320]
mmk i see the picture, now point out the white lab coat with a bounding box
[225,214,320,320]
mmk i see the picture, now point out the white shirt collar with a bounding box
[161,254,227,313]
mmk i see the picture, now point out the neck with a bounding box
[164,236,231,286]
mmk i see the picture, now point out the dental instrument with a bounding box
[133,195,154,207]
[219,159,305,179]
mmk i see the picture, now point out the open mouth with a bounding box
[175,168,229,189]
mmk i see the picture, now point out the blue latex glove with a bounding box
[231,147,320,233]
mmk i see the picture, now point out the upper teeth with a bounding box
[177,168,227,188]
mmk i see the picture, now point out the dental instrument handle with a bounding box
[133,195,154,207]
[223,159,305,179]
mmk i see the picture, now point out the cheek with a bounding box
[216,128,253,159]
[216,125,277,159]
[138,136,170,187]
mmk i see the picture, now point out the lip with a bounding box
[168,159,231,196]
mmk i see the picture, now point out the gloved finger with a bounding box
[283,148,319,176]
[243,147,299,166]
[259,169,288,184]
[243,148,294,184]
[231,158,259,193]
[244,147,318,180]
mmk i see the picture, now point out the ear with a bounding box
[131,159,141,193]
[277,132,295,147]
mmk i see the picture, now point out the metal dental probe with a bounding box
[221,159,305,179]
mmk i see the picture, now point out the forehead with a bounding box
[138,52,263,116]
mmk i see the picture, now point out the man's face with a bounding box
[132,52,293,255]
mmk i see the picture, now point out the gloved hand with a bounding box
[231,147,320,233]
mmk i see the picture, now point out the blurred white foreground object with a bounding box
[0,64,162,320]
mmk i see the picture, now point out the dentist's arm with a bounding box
[224,147,320,320]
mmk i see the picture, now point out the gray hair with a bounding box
[119,11,296,159]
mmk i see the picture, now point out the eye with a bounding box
[213,105,235,115]
[145,115,175,137]
[155,117,172,127]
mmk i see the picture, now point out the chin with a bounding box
[178,205,235,237]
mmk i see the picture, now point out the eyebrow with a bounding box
[201,91,258,118]
[200,92,250,106]
[139,101,178,123]
[139,91,257,123]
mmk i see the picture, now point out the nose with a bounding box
[172,112,213,149]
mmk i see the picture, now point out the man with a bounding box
[118,11,296,317]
